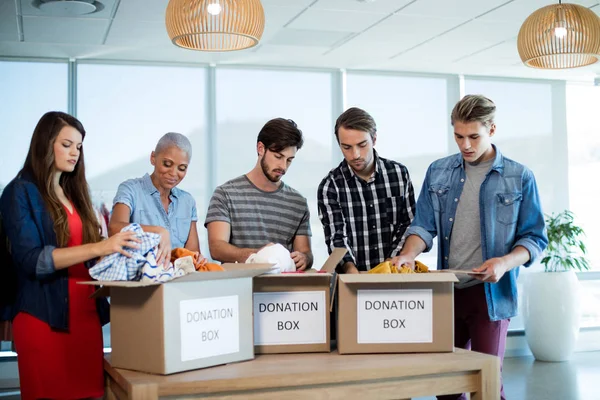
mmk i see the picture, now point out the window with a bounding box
[0,61,68,187]
[215,68,333,266]
[567,84,600,271]
[346,73,451,268]
[77,63,208,347]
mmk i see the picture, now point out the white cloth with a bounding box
[246,243,295,274]
[140,249,190,283]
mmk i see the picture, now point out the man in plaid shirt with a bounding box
[317,107,416,273]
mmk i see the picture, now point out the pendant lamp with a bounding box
[517,1,600,69]
[166,0,265,52]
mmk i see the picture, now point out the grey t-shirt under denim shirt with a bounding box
[448,157,494,288]
[113,173,198,249]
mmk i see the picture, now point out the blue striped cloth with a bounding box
[89,224,162,281]
[139,247,186,283]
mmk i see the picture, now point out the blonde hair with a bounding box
[451,95,496,128]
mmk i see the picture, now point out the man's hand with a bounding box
[390,254,415,269]
[471,257,509,283]
[291,251,308,271]
[342,261,360,274]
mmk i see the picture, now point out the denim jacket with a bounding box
[0,172,109,330]
[406,146,548,321]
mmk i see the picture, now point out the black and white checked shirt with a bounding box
[317,152,416,271]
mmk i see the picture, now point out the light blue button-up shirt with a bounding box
[113,174,198,249]
[406,146,548,321]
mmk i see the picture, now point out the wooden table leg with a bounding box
[105,374,117,400]
[129,382,159,400]
[471,356,500,400]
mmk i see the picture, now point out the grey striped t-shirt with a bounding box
[204,175,311,251]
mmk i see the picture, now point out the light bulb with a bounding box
[554,26,567,38]
[207,2,222,15]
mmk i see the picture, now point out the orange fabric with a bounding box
[171,248,224,272]
[197,263,225,272]
[170,248,197,263]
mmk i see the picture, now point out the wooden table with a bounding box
[104,349,500,400]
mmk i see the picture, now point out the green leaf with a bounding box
[542,210,590,272]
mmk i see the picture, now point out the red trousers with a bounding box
[438,284,510,400]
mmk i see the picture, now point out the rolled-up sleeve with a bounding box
[513,169,548,267]
[389,165,416,257]
[2,183,56,280]
[113,180,136,215]
[405,167,438,252]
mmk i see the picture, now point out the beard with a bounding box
[260,157,284,183]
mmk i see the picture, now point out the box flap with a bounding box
[320,248,348,273]
[339,272,459,284]
[330,274,338,312]
[79,265,273,288]
[90,286,111,299]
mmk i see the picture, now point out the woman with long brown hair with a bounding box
[0,111,140,399]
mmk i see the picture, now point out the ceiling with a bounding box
[1,0,599,81]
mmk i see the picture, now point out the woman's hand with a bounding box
[155,227,172,269]
[195,252,208,268]
[97,231,141,258]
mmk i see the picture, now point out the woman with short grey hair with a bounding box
[109,132,205,267]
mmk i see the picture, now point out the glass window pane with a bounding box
[78,63,208,348]
[567,84,600,272]
[346,73,450,268]
[0,61,68,187]
[215,68,333,266]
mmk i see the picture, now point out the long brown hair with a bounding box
[21,111,101,247]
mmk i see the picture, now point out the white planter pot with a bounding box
[523,271,582,362]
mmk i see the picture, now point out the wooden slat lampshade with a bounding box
[517,1,600,69]
[165,0,265,52]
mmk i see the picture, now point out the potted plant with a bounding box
[523,210,590,362]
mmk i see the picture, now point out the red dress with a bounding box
[13,206,104,400]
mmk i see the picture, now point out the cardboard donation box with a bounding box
[243,248,346,354]
[337,272,458,354]
[83,266,271,375]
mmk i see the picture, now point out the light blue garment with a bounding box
[406,145,548,321]
[113,173,198,249]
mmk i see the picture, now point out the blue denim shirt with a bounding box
[113,174,198,248]
[406,146,548,321]
[0,172,109,330]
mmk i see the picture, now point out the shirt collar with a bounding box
[342,149,382,182]
[451,144,504,174]
[142,173,180,198]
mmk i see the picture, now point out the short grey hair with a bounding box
[154,132,192,160]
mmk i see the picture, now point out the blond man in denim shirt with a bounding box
[394,95,548,400]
